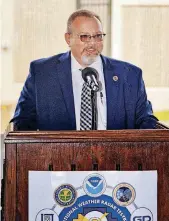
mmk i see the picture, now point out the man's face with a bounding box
[65,16,104,66]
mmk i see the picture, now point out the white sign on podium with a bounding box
[29,171,157,221]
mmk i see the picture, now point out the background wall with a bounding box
[1,0,77,132]
[1,0,169,133]
[112,0,169,126]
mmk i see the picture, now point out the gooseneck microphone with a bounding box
[81,67,100,130]
[82,67,100,92]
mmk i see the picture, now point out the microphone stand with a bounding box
[91,90,98,130]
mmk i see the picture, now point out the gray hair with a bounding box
[66,9,102,33]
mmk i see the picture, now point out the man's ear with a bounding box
[65,33,71,47]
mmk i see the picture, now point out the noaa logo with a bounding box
[83,173,106,197]
[113,183,136,207]
[54,184,77,207]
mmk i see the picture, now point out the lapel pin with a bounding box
[113,76,118,81]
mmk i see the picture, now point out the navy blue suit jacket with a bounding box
[11,52,158,130]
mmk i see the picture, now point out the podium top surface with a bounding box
[4,129,169,143]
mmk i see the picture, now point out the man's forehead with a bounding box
[78,32,103,35]
[71,16,103,32]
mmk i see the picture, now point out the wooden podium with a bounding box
[2,129,169,221]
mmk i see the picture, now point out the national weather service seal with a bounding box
[54,184,77,207]
[113,183,136,207]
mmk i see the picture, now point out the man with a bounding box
[11,9,158,130]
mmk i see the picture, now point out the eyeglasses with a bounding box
[70,33,106,42]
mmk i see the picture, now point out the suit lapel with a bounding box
[101,56,120,129]
[56,52,76,129]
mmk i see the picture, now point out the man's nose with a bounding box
[87,37,96,44]
[89,36,96,41]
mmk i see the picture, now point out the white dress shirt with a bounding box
[71,54,107,130]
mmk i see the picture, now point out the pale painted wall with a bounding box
[1,0,169,133]
[112,0,169,124]
[1,0,77,132]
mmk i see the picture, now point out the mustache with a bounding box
[84,47,97,50]
[83,47,99,54]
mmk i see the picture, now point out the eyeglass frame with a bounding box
[68,32,106,42]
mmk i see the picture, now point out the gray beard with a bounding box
[81,55,99,66]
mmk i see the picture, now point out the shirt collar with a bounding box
[89,55,102,72]
[71,54,82,72]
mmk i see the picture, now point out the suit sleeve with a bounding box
[135,69,158,129]
[10,62,37,130]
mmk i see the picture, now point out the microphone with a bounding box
[82,67,100,92]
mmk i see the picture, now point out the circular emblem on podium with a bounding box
[73,210,109,221]
[54,184,77,207]
[113,183,136,207]
[83,173,106,197]
[130,207,153,221]
[35,208,59,221]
